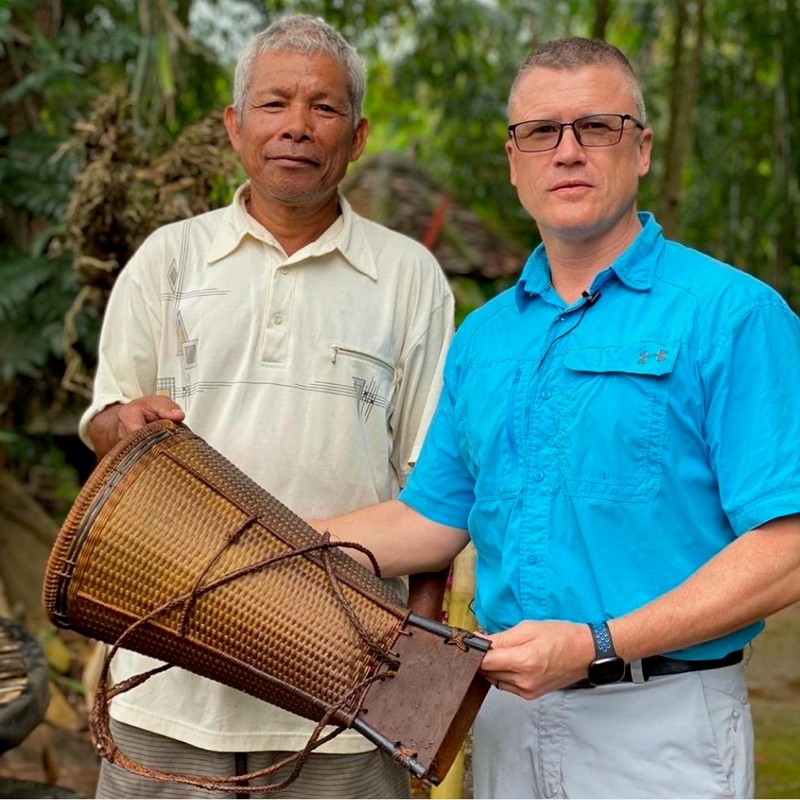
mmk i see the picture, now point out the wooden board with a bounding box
[356,620,490,785]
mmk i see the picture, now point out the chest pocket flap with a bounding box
[564,341,679,376]
[559,341,680,501]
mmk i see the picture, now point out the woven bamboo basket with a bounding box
[42,420,490,790]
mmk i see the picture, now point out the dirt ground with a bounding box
[1,605,798,799]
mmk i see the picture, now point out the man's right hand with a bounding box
[88,396,185,459]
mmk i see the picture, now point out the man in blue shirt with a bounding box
[316,37,800,798]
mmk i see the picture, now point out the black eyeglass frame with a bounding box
[507,113,645,152]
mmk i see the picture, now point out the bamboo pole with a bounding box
[430,542,477,799]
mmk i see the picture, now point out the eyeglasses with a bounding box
[508,114,645,153]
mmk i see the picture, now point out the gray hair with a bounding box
[509,37,646,123]
[232,15,366,130]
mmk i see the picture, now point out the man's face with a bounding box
[224,50,367,211]
[505,64,652,246]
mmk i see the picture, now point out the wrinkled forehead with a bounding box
[509,64,639,121]
[250,49,348,88]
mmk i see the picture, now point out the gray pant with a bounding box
[472,663,753,799]
[95,718,410,799]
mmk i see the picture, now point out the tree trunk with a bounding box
[771,0,797,304]
[592,0,613,40]
[657,0,706,239]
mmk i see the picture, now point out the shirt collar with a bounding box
[207,183,378,280]
[515,212,664,310]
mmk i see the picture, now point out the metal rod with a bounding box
[351,716,428,779]
[406,612,492,653]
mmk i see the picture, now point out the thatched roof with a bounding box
[342,153,525,282]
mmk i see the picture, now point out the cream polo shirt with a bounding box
[79,184,454,753]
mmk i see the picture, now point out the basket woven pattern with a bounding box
[43,420,408,726]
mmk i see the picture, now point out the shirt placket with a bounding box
[518,308,569,618]
[260,261,295,366]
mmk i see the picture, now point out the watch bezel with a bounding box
[588,655,626,686]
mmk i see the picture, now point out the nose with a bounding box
[553,124,585,163]
[280,104,312,141]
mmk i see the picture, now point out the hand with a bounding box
[88,396,185,458]
[479,619,594,700]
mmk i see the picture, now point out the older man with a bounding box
[82,14,453,799]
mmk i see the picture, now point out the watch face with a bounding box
[588,656,626,686]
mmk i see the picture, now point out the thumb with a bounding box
[483,620,541,650]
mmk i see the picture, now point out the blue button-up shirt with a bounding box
[400,213,800,659]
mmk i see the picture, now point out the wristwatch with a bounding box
[587,621,626,686]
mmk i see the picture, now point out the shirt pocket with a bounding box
[329,343,396,423]
[558,342,679,501]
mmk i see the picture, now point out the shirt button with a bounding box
[527,554,538,565]
[533,470,544,482]
[541,390,551,400]
[272,313,283,325]
[279,267,288,275]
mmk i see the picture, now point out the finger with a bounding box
[479,645,524,672]
[124,398,185,426]
[480,667,510,687]
[481,671,503,690]
[155,405,186,422]
[483,621,537,649]
[146,396,185,420]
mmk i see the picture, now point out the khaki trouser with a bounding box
[473,663,753,799]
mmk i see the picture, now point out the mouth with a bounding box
[269,154,320,167]
[550,180,592,192]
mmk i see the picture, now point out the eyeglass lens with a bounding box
[513,114,628,152]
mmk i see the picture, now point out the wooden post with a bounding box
[430,543,477,799]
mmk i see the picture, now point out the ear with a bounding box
[637,126,653,178]
[349,117,369,163]
[224,105,242,154]
[506,139,518,188]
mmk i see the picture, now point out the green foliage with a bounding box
[680,3,799,306]
[0,245,92,488]
[450,276,515,327]
[385,0,528,241]
[0,246,83,387]
[0,0,234,426]
[1,0,799,463]
[0,132,79,225]
[0,7,797,793]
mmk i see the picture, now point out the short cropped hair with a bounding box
[509,37,646,123]
[232,14,366,130]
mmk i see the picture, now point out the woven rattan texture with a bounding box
[43,420,408,725]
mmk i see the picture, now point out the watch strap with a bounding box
[588,621,617,659]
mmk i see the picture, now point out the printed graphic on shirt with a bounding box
[176,311,198,370]
[157,222,394,424]
[298,376,390,422]
[156,374,392,424]
[163,230,230,412]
